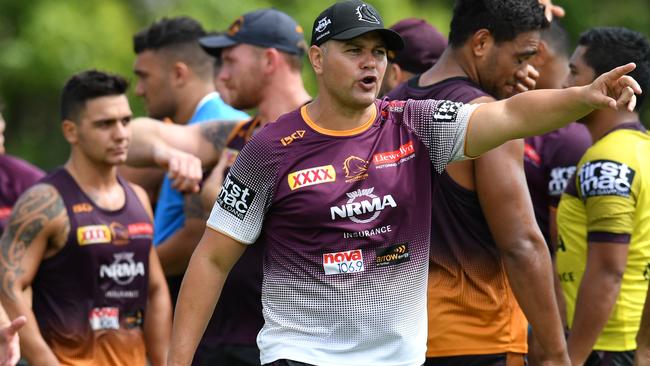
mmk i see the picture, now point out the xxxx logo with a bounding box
[281,130,306,146]
[288,165,336,190]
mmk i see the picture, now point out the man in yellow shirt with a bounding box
[556,27,650,366]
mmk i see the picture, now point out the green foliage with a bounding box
[0,0,649,169]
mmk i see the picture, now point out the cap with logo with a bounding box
[311,0,404,50]
[200,9,306,56]
[388,18,447,74]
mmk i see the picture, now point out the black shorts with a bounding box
[425,353,526,366]
[584,350,634,366]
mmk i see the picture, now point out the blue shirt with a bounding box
[153,92,248,245]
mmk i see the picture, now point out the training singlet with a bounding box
[201,117,265,348]
[524,123,591,245]
[154,92,248,244]
[557,122,650,351]
[389,76,527,356]
[0,154,44,233]
[33,168,152,365]
[207,99,477,366]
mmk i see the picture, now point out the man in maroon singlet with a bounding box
[387,1,567,364]
[0,70,171,366]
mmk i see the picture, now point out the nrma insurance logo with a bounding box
[578,160,635,198]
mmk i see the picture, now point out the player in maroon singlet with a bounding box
[0,71,171,366]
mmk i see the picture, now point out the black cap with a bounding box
[200,9,306,56]
[311,0,404,50]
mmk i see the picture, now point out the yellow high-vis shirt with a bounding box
[557,123,650,351]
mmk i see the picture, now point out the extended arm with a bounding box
[466,63,640,157]
[167,228,246,366]
[567,242,629,365]
[476,140,569,364]
[127,118,239,169]
[0,184,65,365]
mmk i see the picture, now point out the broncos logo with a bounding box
[355,4,380,24]
[228,17,244,36]
[343,156,369,182]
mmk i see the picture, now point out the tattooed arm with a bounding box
[127,117,240,168]
[0,184,66,366]
[156,193,207,276]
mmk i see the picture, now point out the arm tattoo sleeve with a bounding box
[184,193,206,220]
[0,184,66,300]
[199,120,239,154]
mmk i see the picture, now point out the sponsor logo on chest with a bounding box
[99,252,146,285]
[78,225,112,245]
[373,141,416,169]
[288,165,336,190]
[330,187,397,224]
[217,174,256,220]
[89,307,119,331]
[281,130,306,146]
[578,159,635,198]
[375,243,410,267]
[323,249,365,275]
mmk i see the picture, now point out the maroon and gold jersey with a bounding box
[389,76,527,357]
[33,168,152,365]
[207,99,477,365]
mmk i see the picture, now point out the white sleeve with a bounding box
[402,99,479,173]
[206,137,280,244]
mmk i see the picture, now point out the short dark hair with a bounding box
[60,70,128,121]
[449,0,548,48]
[133,16,213,79]
[579,27,650,111]
[541,20,570,58]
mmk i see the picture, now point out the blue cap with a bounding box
[200,9,307,56]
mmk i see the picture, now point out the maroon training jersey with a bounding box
[33,168,152,366]
[524,123,592,246]
[0,154,44,233]
[200,117,265,348]
[207,99,477,365]
[390,76,528,356]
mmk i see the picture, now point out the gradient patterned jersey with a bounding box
[390,76,527,356]
[34,168,152,365]
[207,99,477,366]
[557,122,650,351]
[524,123,591,245]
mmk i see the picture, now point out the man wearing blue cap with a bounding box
[167,1,640,365]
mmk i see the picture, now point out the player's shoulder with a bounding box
[583,128,646,164]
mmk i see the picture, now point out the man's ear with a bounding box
[261,48,281,75]
[309,45,326,75]
[171,61,191,87]
[470,29,494,58]
[62,120,79,144]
